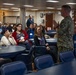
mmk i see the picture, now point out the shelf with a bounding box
[3,16,20,17]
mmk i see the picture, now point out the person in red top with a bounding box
[12,23,31,50]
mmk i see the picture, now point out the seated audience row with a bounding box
[0,23,32,50]
[0,23,55,50]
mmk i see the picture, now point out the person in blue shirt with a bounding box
[27,24,34,39]
[26,15,34,28]
[0,23,5,39]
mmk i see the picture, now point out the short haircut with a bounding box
[1,28,9,35]
[62,5,71,13]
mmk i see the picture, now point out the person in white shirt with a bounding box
[0,29,16,46]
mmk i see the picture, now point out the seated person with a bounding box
[34,26,49,48]
[34,26,57,63]
[12,23,32,50]
[0,28,12,67]
[34,23,37,28]
[27,24,34,39]
[0,23,5,40]
[0,28,16,46]
[40,24,45,36]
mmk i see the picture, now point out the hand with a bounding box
[9,34,13,38]
[0,58,4,60]
[46,43,49,46]
[21,39,25,42]
[19,39,24,42]
[46,46,50,51]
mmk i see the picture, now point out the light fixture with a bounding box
[47,7,55,9]
[3,3,14,5]
[12,10,19,11]
[57,8,61,10]
[24,5,33,7]
[47,0,59,3]
[11,7,19,10]
[1,8,9,10]
[31,9,38,10]
[66,3,76,5]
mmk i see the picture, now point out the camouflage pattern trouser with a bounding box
[57,46,73,63]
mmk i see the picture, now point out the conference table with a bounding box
[0,45,25,58]
[25,60,76,75]
[30,38,57,43]
[45,30,57,37]
[30,38,57,46]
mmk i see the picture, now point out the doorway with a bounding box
[46,13,53,30]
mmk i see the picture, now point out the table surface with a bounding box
[46,38,57,42]
[29,38,57,43]
[45,31,57,37]
[0,45,25,58]
[25,60,76,75]
[45,31,57,34]
[0,45,25,54]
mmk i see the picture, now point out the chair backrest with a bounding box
[59,51,75,62]
[33,46,47,57]
[74,50,76,57]
[34,55,54,70]
[73,34,76,49]
[0,61,27,75]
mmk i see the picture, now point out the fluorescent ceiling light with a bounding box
[24,5,33,7]
[47,7,55,9]
[3,3,14,5]
[31,9,38,10]
[11,7,19,10]
[66,3,76,5]
[57,8,61,10]
[47,0,59,3]
[12,10,19,11]
[1,8,9,10]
